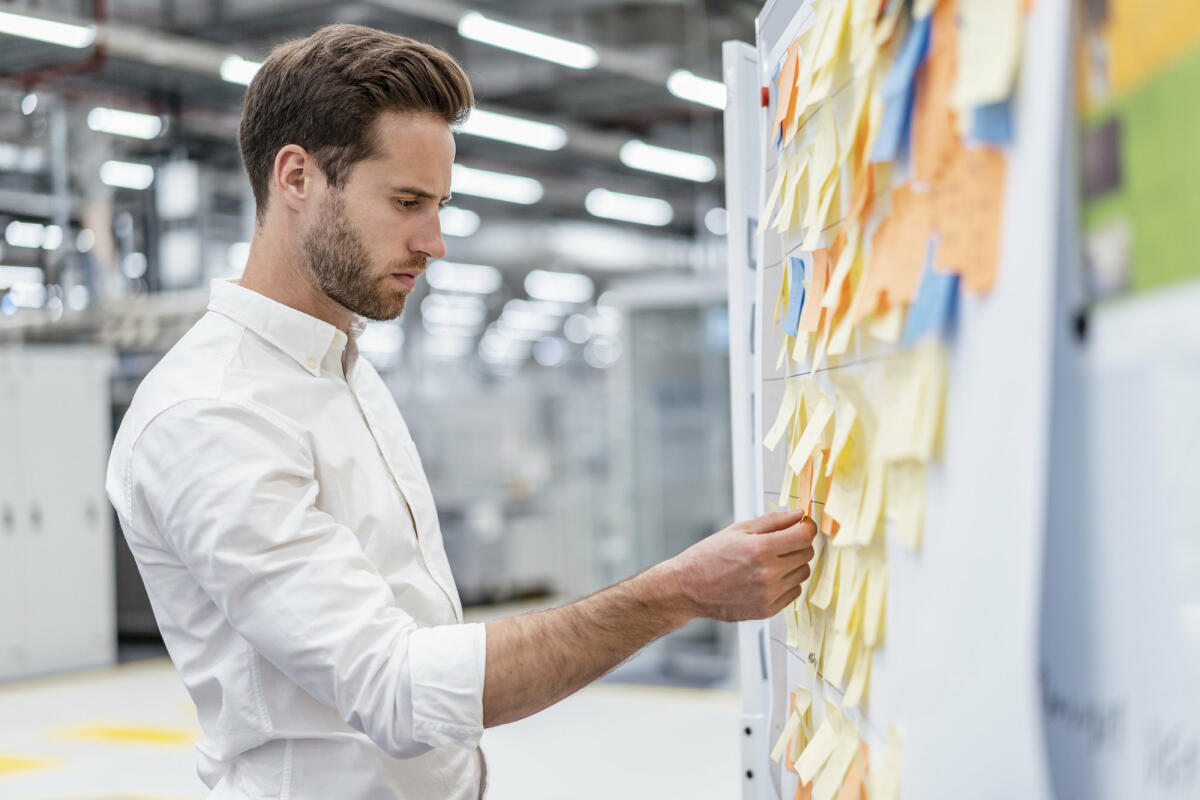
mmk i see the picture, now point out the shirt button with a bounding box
[306,357,319,371]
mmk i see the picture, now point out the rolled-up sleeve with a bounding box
[127,399,486,757]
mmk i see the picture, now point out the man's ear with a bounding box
[272,144,317,213]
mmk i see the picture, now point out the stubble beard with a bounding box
[300,189,424,322]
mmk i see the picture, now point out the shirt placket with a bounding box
[346,374,462,622]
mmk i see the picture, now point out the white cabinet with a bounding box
[0,346,116,682]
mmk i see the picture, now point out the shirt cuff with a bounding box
[408,622,487,749]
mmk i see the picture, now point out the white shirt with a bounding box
[106,279,488,799]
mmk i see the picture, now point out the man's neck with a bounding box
[237,223,356,334]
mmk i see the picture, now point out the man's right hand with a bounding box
[665,509,817,622]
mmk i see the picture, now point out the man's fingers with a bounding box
[740,509,806,534]
[768,575,808,616]
[759,517,817,555]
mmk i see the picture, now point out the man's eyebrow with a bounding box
[390,186,452,203]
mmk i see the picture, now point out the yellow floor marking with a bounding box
[0,753,60,776]
[55,724,196,747]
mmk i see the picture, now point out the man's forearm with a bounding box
[482,561,692,728]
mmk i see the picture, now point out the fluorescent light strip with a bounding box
[666,69,727,110]
[619,140,716,182]
[220,55,262,86]
[87,107,163,140]
[584,188,673,227]
[0,10,95,48]
[524,270,594,304]
[459,108,567,151]
[439,206,481,238]
[458,12,598,70]
[426,261,503,294]
[452,164,543,205]
[100,160,155,190]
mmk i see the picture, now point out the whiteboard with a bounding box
[728,0,1072,795]
[1041,271,1200,798]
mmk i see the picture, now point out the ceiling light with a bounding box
[420,297,487,326]
[426,261,503,294]
[458,12,599,70]
[100,160,155,190]
[440,206,481,238]
[459,108,567,151]
[423,318,480,338]
[0,10,95,48]
[533,337,566,367]
[0,266,44,288]
[667,69,727,110]
[618,140,717,182]
[705,207,728,236]
[20,93,37,115]
[426,335,474,359]
[524,269,594,304]
[452,164,543,205]
[5,220,46,249]
[499,309,561,334]
[87,107,163,140]
[220,55,262,86]
[585,188,673,227]
[563,313,594,344]
[424,293,486,312]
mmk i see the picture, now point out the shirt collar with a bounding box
[207,279,363,377]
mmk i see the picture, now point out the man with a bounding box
[107,24,816,800]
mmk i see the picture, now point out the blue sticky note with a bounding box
[969,99,1014,145]
[783,256,807,337]
[902,240,959,344]
[882,15,931,98]
[870,88,916,163]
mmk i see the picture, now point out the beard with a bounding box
[300,190,424,321]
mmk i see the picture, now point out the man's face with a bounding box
[301,111,453,321]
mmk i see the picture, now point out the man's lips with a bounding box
[391,271,420,289]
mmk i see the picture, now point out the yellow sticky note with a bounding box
[765,380,801,451]
[771,708,803,763]
[788,394,835,474]
[812,726,861,800]
[796,718,839,784]
[823,630,856,688]
[826,391,858,477]
[760,162,788,235]
[853,454,886,547]
[954,0,1022,111]
[887,460,927,550]
[868,303,905,343]
[843,639,872,708]
[870,726,905,800]
[807,540,839,610]
[863,565,888,647]
[833,558,865,634]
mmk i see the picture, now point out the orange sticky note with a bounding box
[932,144,1007,293]
[836,758,866,800]
[776,42,801,144]
[794,778,814,800]
[798,249,830,332]
[796,456,814,508]
[911,0,959,184]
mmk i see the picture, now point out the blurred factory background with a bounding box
[0,0,752,691]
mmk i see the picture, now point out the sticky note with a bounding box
[835,758,866,800]
[853,455,886,547]
[902,240,959,344]
[863,565,888,647]
[911,0,959,184]
[807,543,839,610]
[789,394,835,474]
[969,98,1014,145]
[842,640,871,708]
[931,143,1006,293]
[870,15,931,163]
[798,249,829,332]
[764,380,799,451]
[823,630,856,688]
[784,256,808,336]
[772,708,803,763]
[774,256,790,328]
[887,460,927,550]
[811,726,861,800]
[954,0,1022,111]
[796,719,839,784]
[776,42,802,146]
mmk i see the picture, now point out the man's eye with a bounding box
[397,199,419,209]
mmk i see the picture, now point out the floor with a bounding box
[0,654,742,799]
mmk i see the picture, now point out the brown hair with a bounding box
[238,24,473,221]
